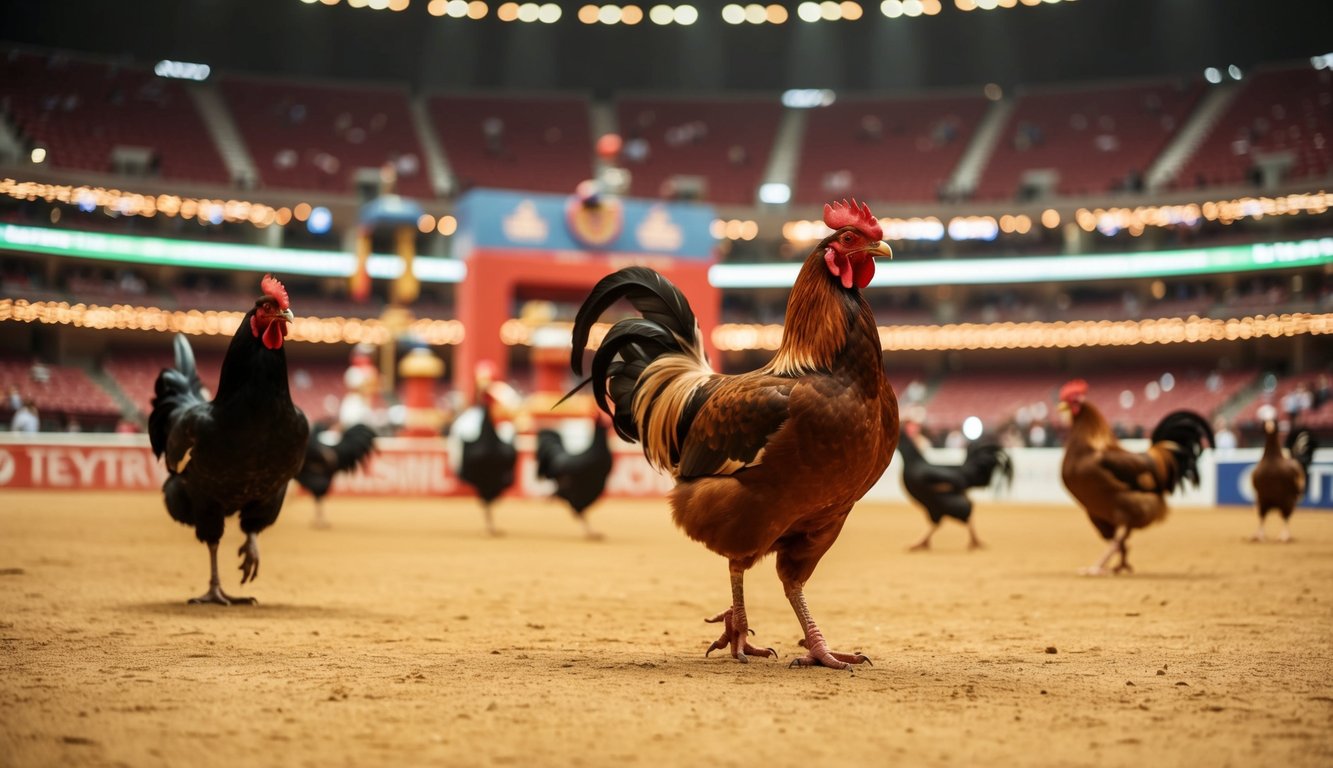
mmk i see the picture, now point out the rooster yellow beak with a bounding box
[869,241,893,260]
[1057,401,1069,413]
[281,308,295,323]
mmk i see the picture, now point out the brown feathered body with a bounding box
[1061,399,1212,540]
[1252,425,1315,521]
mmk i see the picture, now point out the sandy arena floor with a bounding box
[1,489,1330,767]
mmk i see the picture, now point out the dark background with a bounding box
[3,0,1331,94]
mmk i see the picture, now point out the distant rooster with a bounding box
[296,422,377,529]
[897,422,1012,551]
[1250,415,1317,543]
[1059,379,1213,575]
[149,276,308,604]
[566,199,897,669]
[455,388,517,536]
[536,417,614,540]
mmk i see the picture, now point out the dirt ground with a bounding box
[1,490,1330,768]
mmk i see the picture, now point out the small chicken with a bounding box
[1250,416,1317,543]
[455,389,517,536]
[566,199,897,669]
[536,417,614,540]
[149,276,308,604]
[1058,379,1213,576]
[296,422,377,529]
[897,422,1012,551]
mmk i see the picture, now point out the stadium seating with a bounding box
[1175,66,1333,189]
[427,93,594,194]
[1235,372,1333,430]
[220,76,432,198]
[0,357,119,420]
[973,79,1203,200]
[794,94,988,204]
[615,96,783,205]
[0,50,230,184]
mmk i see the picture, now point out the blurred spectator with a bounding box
[1314,374,1331,410]
[30,362,50,384]
[11,400,38,433]
[1027,421,1049,448]
[65,417,82,433]
[7,385,21,411]
[1213,418,1237,452]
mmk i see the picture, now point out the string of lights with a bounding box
[0,299,466,346]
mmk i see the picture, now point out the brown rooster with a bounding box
[1058,379,1213,575]
[1250,417,1317,543]
[566,200,897,669]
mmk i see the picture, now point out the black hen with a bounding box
[149,276,308,605]
[297,422,377,529]
[536,420,614,539]
[456,395,516,536]
[898,431,1012,551]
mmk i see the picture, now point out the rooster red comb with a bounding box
[1059,379,1089,402]
[824,198,883,241]
[261,274,290,311]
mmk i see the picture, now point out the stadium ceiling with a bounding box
[5,0,1332,92]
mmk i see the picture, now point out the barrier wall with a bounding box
[0,434,1327,509]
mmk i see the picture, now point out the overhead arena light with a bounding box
[758,183,791,205]
[154,60,211,82]
[781,88,836,108]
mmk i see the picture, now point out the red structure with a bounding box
[451,189,719,400]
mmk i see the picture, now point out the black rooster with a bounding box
[297,422,377,529]
[456,391,516,536]
[535,418,614,539]
[897,426,1012,551]
[149,276,308,605]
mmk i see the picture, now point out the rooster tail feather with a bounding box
[148,334,206,457]
[568,267,711,474]
[1150,410,1215,493]
[333,424,377,472]
[962,443,1013,490]
[569,266,703,376]
[1286,427,1318,474]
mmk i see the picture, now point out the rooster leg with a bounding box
[1279,517,1293,543]
[575,514,604,541]
[1079,528,1128,576]
[238,533,261,584]
[966,521,985,551]
[785,584,870,670]
[1248,519,1267,543]
[188,541,256,605]
[907,524,937,552]
[312,497,331,530]
[482,503,502,537]
[704,564,776,663]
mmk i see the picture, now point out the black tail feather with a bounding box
[1287,428,1318,474]
[962,443,1013,491]
[1151,410,1214,493]
[569,267,699,377]
[565,268,702,444]
[148,334,206,457]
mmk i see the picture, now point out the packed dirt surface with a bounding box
[1,489,1330,767]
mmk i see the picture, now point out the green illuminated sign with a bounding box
[0,224,466,282]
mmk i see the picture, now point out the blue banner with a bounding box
[1216,460,1333,509]
[454,188,717,260]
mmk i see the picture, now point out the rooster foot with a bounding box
[791,637,871,670]
[237,535,260,585]
[703,609,776,663]
[1112,562,1134,575]
[188,584,257,606]
[907,540,930,552]
[1077,566,1109,576]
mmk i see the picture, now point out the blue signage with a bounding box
[1216,460,1333,509]
[454,188,717,261]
